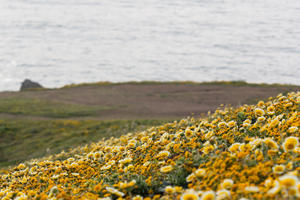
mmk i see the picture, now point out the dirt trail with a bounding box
[0,83,299,120]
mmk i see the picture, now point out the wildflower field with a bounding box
[0,119,168,168]
[0,92,299,200]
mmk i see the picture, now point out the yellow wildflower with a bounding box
[218,122,227,129]
[279,175,299,188]
[227,120,236,128]
[216,189,230,200]
[157,151,171,158]
[286,162,293,170]
[243,119,251,127]
[221,179,234,189]
[165,186,176,194]
[202,145,214,154]
[106,187,124,197]
[119,157,133,164]
[282,136,298,152]
[254,108,265,116]
[201,191,215,200]
[185,129,194,138]
[181,189,200,200]
[257,101,265,107]
[228,143,241,154]
[17,163,26,170]
[194,169,206,177]
[272,165,285,174]
[267,106,275,115]
[269,118,279,128]
[267,181,281,196]
[160,165,173,173]
[186,173,196,182]
[175,186,183,193]
[257,116,265,123]
[132,195,143,200]
[263,138,278,150]
[288,126,298,133]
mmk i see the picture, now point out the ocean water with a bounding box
[0,0,300,91]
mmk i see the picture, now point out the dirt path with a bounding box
[0,83,299,120]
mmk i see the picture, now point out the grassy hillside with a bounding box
[0,98,108,118]
[0,91,299,199]
[0,119,169,168]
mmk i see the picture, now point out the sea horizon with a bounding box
[1,0,300,91]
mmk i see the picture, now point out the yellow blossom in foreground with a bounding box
[254,108,265,116]
[243,119,251,127]
[157,150,171,158]
[201,191,215,200]
[218,122,227,129]
[272,165,285,174]
[87,152,94,159]
[228,143,241,154]
[119,157,133,164]
[186,173,196,182]
[221,179,234,189]
[263,138,278,150]
[181,189,200,200]
[185,129,194,138]
[165,186,176,194]
[132,195,143,200]
[282,136,298,152]
[267,181,281,196]
[202,145,215,154]
[294,147,300,154]
[257,101,265,108]
[269,117,279,128]
[279,175,299,188]
[216,189,230,200]
[106,187,125,197]
[257,116,265,123]
[286,162,293,170]
[227,120,236,128]
[17,163,26,170]
[267,105,275,115]
[194,169,206,177]
[288,126,298,133]
[160,165,173,173]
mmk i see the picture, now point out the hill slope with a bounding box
[0,81,299,120]
[0,119,169,168]
[0,91,299,199]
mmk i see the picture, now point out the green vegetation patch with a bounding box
[0,98,112,118]
[0,119,168,168]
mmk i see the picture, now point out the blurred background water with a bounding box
[0,0,300,91]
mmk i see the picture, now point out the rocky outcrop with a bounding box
[20,79,43,91]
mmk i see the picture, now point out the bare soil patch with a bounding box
[0,83,298,120]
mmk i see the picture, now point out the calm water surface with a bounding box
[0,0,300,91]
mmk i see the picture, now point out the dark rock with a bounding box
[20,79,43,91]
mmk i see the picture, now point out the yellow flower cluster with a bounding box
[0,92,299,199]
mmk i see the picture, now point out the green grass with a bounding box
[0,119,169,168]
[0,98,114,118]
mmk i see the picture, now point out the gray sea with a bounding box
[0,0,300,91]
